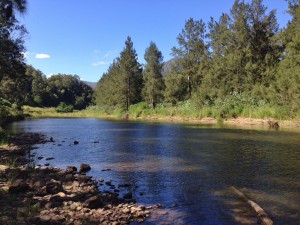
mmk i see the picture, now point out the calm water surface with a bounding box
[7,118,300,224]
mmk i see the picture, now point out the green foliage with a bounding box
[164,72,188,105]
[128,102,148,118]
[0,127,8,145]
[171,18,208,98]
[95,37,143,110]
[142,42,164,108]
[275,0,300,111]
[0,0,27,107]
[55,102,74,113]
[23,68,94,109]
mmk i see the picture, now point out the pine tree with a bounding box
[118,36,143,110]
[171,18,208,98]
[276,0,300,110]
[248,0,280,86]
[95,60,123,108]
[142,42,164,108]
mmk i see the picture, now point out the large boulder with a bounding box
[9,179,30,193]
[123,191,133,199]
[83,195,103,209]
[79,163,91,173]
[65,166,77,174]
[46,182,64,194]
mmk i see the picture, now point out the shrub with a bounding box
[55,102,74,113]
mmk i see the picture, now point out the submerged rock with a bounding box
[123,191,133,199]
[45,157,54,161]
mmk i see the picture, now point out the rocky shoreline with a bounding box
[0,133,159,225]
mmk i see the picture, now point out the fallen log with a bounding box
[231,186,273,225]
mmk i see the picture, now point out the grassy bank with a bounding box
[23,103,300,128]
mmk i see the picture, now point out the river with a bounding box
[6,118,300,224]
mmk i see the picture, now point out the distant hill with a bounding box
[83,81,97,89]
[162,58,178,76]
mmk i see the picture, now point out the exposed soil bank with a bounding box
[0,133,159,225]
[137,116,300,130]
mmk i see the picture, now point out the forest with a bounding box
[95,0,300,119]
[1,0,300,128]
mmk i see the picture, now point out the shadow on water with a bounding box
[6,118,300,224]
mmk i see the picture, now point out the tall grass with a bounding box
[23,102,300,122]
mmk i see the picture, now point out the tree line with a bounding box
[23,66,93,110]
[1,0,300,126]
[0,0,93,125]
[95,0,300,117]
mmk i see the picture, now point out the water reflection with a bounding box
[6,118,300,224]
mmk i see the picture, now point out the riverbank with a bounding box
[0,133,158,224]
[23,105,300,131]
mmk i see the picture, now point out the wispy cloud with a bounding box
[104,50,117,58]
[92,61,111,66]
[35,53,50,59]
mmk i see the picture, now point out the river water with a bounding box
[6,118,300,224]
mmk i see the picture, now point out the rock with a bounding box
[9,179,30,193]
[65,166,77,173]
[98,178,104,182]
[50,137,54,142]
[79,163,91,173]
[37,156,44,160]
[45,157,54,161]
[268,120,279,129]
[0,165,9,172]
[64,173,73,182]
[105,181,112,186]
[122,113,129,120]
[83,196,103,209]
[118,183,131,188]
[33,180,46,189]
[76,174,90,183]
[123,191,132,199]
[46,182,63,194]
[122,208,130,214]
[73,140,79,145]
[44,163,50,166]
[45,201,63,209]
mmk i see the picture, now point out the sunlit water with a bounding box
[6,118,300,224]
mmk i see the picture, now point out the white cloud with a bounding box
[35,53,50,59]
[92,61,111,66]
[22,51,29,58]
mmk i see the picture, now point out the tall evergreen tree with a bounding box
[276,0,300,110]
[95,60,123,107]
[118,36,143,110]
[248,0,280,86]
[142,42,164,108]
[171,18,208,98]
[198,13,232,104]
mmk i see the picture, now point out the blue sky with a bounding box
[20,0,291,82]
